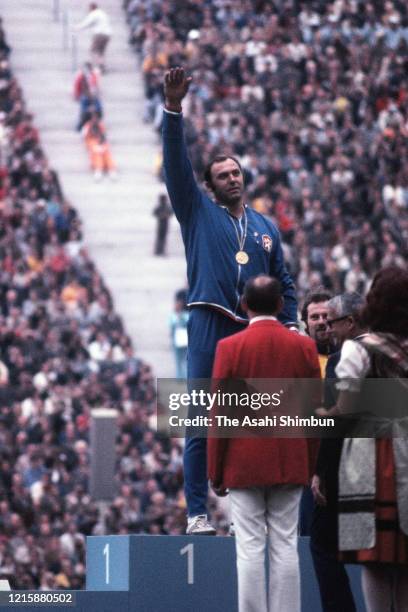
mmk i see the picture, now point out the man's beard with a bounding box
[314,327,329,342]
[217,188,243,207]
[316,338,335,355]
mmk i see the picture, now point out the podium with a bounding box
[86,535,238,611]
[86,535,366,612]
[0,536,365,611]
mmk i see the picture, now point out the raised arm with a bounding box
[162,67,202,225]
[164,67,192,113]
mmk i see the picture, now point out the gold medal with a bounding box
[228,206,249,265]
[236,250,249,265]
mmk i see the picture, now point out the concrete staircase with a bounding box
[2,0,186,377]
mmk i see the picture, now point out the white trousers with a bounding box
[230,485,303,612]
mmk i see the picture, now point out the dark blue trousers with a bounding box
[299,486,314,535]
[310,505,356,612]
[184,307,245,517]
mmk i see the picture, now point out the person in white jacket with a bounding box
[75,3,112,72]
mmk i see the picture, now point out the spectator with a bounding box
[75,3,112,73]
[73,62,102,131]
[152,193,172,255]
[169,296,188,378]
[82,113,117,181]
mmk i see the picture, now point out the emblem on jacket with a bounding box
[262,234,273,252]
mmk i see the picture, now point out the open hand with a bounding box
[164,67,192,111]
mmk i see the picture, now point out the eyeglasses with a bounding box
[327,316,349,328]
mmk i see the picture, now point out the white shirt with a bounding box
[249,315,277,325]
[335,336,370,392]
[76,8,112,36]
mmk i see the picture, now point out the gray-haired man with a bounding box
[310,292,366,612]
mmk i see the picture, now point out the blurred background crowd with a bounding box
[126,0,407,299]
[0,0,407,590]
[0,17,189,590]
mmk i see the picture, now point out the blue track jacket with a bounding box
[163,110,298,325]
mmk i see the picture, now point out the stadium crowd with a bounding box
[0,20,187,589]
[125,0,407,299]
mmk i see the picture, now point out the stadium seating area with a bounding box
[125,0,407,299]
[0,19,187,589]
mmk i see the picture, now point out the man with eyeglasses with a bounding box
[310,292,366,612]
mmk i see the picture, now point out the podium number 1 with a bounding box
[180,543,194,584]
[103,543,110,585]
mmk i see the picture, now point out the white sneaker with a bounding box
[93,170,103,182]
[186,514,216,535]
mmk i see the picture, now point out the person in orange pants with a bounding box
[82,113,117,181]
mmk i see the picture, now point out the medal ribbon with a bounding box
[228,207,248,254]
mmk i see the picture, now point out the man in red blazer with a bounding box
[208,275,320,612]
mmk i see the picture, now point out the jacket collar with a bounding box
[249,316,278,326]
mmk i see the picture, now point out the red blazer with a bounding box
[207,319,321,489]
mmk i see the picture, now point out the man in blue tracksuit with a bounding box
[163,67,298,534]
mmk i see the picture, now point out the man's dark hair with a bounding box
[204,155,243,189]
[301,288,332,325]
[243,275,281,315]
